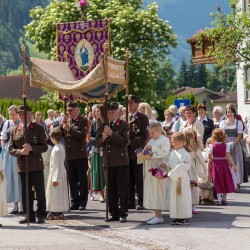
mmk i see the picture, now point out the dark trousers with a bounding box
[128,159,143,206]
[105,165,129,217]
[19,170,46,218]
[66,158,88,207]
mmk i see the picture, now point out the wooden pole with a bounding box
[103,42,109,222]
[125,50,130,123]
[21,45,30,225]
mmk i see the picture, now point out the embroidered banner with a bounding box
[56,19,109,80]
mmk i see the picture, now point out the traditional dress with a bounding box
[46,143,69,212]
[168,148,192,219]
[0,120,22,203]
[209,143,235,194]
[90,120,105,191]
[0,156,8,216]
[143,135,170,210]
[220,119,247,184]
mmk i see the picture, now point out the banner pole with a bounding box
[21,45,30,226]
[104,42,109,222]
[125,50,130,123]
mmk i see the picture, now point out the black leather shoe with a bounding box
[104,216,119,222]
[128,205,136,209]
[37,217,45,224]
[79,206,86,211]
[9,210,19,215]
[136,205,145,210]
[19,217,36,224]
[70,204,79,210]
[119,217,127,223]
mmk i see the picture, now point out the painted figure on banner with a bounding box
[75,39,94,72]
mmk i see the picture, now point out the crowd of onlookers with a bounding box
[0,98,249,225]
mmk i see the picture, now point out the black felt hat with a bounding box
[128,95,139,103]
[107,102,119,110]
[67,102,79,110]
[17,105,32,113]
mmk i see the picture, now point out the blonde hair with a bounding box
[183,129,199,152]
[164,109,175,118]
[139,102,153,119]
[147,122,166,135]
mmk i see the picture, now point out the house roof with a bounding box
[172,86,225,97]
[209,91,237,103]
[0,75,44,101]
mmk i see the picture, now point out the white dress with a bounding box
[46,144,69,212]
[0,156,8,216]
[143,135,170,210]
[168,148,192,219]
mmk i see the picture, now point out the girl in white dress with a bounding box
[141,123,170,225]
[46,128,69,220]
[168,132,192,225]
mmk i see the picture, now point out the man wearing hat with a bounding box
[92,102,129,222]
[8,105,48,224]
[61,102,89,211]
[122,95,149,210]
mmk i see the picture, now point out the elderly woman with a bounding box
[161,109,175,136]
[45,109,55,134]
[213,106,225,128]
[172,106,187,132]
[220,104,247,191]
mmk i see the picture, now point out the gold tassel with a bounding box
[176,177,182,195]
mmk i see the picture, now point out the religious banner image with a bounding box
[56,19,109,79]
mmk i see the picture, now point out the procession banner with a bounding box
[56,19,109,80]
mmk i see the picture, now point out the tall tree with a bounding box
[155,59,176,99]
[196,64,208,87]
[25,0,177,103]
[196,0,250,66]
[187,58,198,87]
[176,59,189,87]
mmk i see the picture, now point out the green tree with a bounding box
[196,64,208,87]
[187,58,198,88]
[155,59,176,99]
[196,0,250,66]
[176,59,189,87]
[25,0,177,104]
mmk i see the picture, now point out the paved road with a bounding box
[0,180,250,250]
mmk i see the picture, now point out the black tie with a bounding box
[109,121,114,128]
[129,115,133,121]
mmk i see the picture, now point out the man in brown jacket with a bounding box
[93,102,129,222]
[61,102,89,211]
[8,105,48,224]
[126,95,149,210]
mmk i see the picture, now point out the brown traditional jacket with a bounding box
[8,122,48,172]
[92,119,129,167]
[121,112,149,160]
[62,115,89,160]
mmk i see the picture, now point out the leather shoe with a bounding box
[136,205,145,210]
[119,217,127,223]
[79,206,86,211]
[128,205,136,209]
[9,209,19,215]
[37,217,45,224]
[19,217,36,224]
[70,204,79,210]
[104,216,119,222]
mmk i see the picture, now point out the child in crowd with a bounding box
[0,156,8,226]
[46,128,69,220]
[168,132,192,225]
[183,129,207,214]
[141,123,170,225]
[207,128,237,205]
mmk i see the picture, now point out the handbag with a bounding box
[198,181,214,190]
